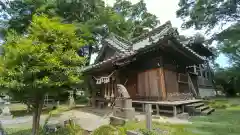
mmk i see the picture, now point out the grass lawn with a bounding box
[122,109,240,135]
[8,103,70,117]
[122,98,240,135]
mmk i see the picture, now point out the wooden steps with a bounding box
[132,100,215,117]
[185,101,215,116]
[202,108,215,115]
[196,105,209,112]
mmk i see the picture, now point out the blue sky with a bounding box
[104,0,229,67]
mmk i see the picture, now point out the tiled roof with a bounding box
[104,33,132,53]
[132,21,176,50]
[81,51,136,72]
[82,21,208,72]
[131,21,173,43]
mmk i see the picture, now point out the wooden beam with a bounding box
[159,68,167,100]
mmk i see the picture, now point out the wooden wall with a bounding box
[125,73,138,99]
[137,68,163,100]
[116,49,197,101]
[164,69,179,95]
[178,83,189,93]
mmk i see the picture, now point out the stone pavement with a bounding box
[59,108,112,131]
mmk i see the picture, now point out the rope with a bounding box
[93,70,116,84]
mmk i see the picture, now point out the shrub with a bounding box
[54,124,83,135]
[139,129,158,135]
[92,125,122,135]
[75,96,89,104]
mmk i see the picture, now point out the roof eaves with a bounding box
[81,51,136,73]
[182,44,206,60]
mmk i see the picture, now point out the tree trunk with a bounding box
[73,89,77,100]
[32,99,43,135]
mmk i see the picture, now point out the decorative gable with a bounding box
[94,34,132,63]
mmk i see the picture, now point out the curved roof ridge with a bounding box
[131,21,172,43]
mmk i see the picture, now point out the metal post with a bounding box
[145,104,152,130]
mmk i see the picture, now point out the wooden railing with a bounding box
[178,73,188,83]
[188,73,198,97]
[197,77,212,86]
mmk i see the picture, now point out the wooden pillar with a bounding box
[111,78,114,98]
[108,82,111,98]
[173,106,177,117]
[159,68,167,100]
[182,105,184,113]
[104,84,107,98]
[142,104,145,112]
[193,65,197,74]
[199,64,203,77]
[114,79,117,97]
[156,104,160,115]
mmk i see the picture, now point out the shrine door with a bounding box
[137,69,162,99]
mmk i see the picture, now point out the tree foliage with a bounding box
[176,0,240,63]
[0,0,159,39]
[177,0,240,95]
[0,0,159,65]
[177,0,239,31]
[214,67,240,96]
[0,14,87,135]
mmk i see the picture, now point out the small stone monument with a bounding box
[68,91,75,108]
[110,84,135,125]
[0,96,12,119]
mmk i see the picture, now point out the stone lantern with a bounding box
[0,96,12,119]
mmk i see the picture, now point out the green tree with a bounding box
[176,0,239,32]
[0,14,87,135]
[1,0,159,38]
[214,67,240,96]
[176,0,240,95]
[1,0,160,71]
[176,0,240,65]
[113,0,159,38]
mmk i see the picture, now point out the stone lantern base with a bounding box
[110,98,135,126]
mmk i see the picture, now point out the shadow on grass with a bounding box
[5,128,32,135]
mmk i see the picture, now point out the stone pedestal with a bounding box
[110,98,135,126]
[0,106,12,119]
[113,107,135,120]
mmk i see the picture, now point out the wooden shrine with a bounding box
[82,21,215,113]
